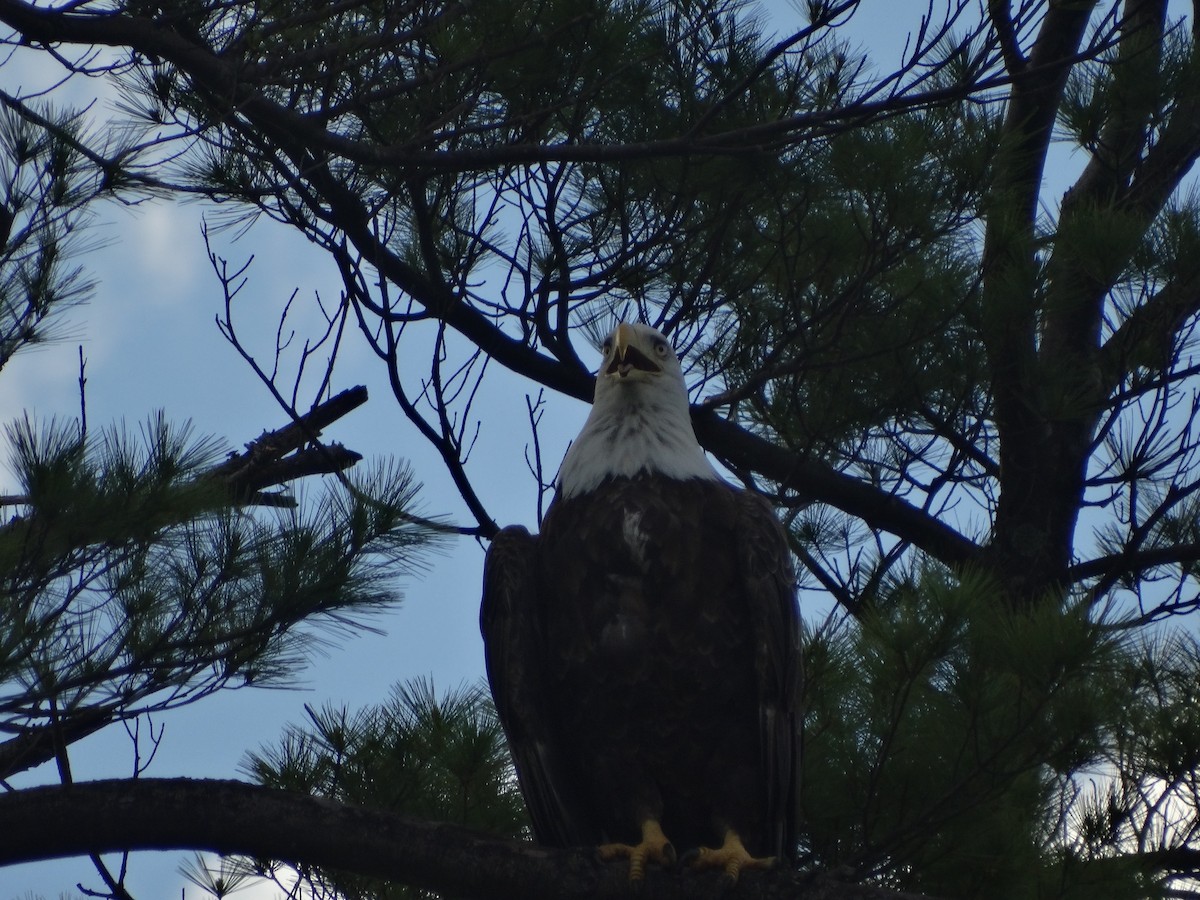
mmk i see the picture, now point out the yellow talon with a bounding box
[690,829,776,883]
[598,819,676,881]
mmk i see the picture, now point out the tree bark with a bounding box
[979,2,1100,602]
[0,778,933,900]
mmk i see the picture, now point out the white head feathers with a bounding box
[556,323,721,498]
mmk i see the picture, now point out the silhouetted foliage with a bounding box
[5,1,1200,898]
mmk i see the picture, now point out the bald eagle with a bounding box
[481,323,801,881]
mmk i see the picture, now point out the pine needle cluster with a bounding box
[0,412,435,782]
[236,678,527,900]
[803,567,1200,900]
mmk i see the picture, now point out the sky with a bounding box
[0,2,1026,897]
[1,195,546,898]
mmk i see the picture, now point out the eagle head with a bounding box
[593,321,688,410]
[601,322,674,383]
[557,322,719,497]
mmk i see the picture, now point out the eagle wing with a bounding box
[734,490,802,859]
[480,524,592,846]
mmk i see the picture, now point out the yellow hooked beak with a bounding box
[605,323,662,380]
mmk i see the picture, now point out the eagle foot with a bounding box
[686,829,776,884]
[597,819,676,881]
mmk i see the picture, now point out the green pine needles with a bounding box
[239,678,527,900]
[0,412,435,781]
[802,567,1200,900]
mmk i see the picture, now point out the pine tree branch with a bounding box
[0,386,368,514]
[691,410,982,568]
[298,90,983,561]
[1118,60,1200,227]
[1048,3,1200,403]
[0,0,986,567]
[978,1,1103,598]
[1098,273,1200,393]
[0,0,1091,171]
[0,710,112,781]
[987,1,1027,75]
[1071,541,1200,585]
[1041,0,1166,370]
[215,385,369,467]
[209,385,368,503]
[1019,2,1200,411]
[350,148,981,557]
[0,778,933,900]
[1078,0,1167,193]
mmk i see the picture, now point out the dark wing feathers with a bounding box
[733,489,802,858]
[483,483,801,856]
[480,525,591,846]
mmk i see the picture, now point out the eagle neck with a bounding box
[557,379,720,498]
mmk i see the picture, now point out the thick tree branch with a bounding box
[982,0,1098,359]
[1119,58,1200,226]
[1071,540,1200,585]
[691,411,982,568]
[1041,0,1166,369]
[1040,4,1200,401]
[0,710,111,781]
[987,1,1026,75]
[0,779,931,900]
[209,384,368,503]
[978,1,1102,599]
[1099,273,1200,394]
[1074,0,1167,201]
[0,0,1053,171]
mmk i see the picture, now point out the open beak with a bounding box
[605,323,661,379]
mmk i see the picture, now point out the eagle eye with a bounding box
[602,339,613,356]
[653,340,669,357]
